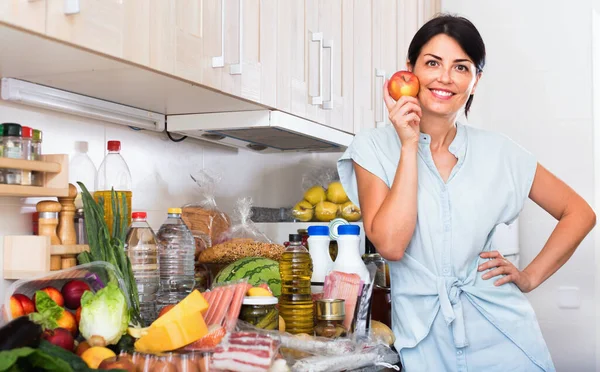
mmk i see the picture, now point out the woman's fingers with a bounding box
[481,265,511,280]
[493,275,515,287]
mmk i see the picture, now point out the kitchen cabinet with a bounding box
[216,0,277,107]
[0,0,46,34]
[353,0,441,134]
[46,0,150,67]
[150,0,276,107]
[276,0,353,130]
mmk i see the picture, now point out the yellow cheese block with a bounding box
[134,311,208,353]
[152,290,209,329]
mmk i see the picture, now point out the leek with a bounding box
[76,182,141,326]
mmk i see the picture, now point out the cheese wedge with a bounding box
[134,311,208,353]
[151,290,209,329]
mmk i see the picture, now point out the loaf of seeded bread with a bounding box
[198,238,285,263]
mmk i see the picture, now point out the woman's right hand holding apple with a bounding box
[383,80,422,149]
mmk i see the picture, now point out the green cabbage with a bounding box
[79,282,129,346]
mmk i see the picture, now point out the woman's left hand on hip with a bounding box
[478,251,534,292]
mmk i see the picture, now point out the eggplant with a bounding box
[0,316,42,351]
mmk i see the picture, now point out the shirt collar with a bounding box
[418,123,467,158]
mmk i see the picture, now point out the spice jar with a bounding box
[2,123,23,185]
[240,296,279,330]
[21,126,33,186]
[314,299,347,338]
[31,129,43,186]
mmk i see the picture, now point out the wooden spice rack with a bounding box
[3,235,89,280]
[0,154,69,197]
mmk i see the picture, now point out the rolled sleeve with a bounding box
[337,131,389,209]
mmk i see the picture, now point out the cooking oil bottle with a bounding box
[279,233,314,334]
[94,140,132,234]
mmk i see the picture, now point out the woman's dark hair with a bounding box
[407,14,486,117]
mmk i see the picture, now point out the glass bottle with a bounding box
[31,129,43,186]
[362,236,389,288]
[2,123,22,185]
[20,126,32,186]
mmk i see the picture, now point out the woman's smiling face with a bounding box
[410,34,481,118]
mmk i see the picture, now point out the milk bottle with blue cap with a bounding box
[332,224,370,282]
[307,225,333,293]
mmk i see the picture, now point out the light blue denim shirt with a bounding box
[338,123,555,371]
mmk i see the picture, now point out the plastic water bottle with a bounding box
[125,212,159,326]
[94,140,132,234]
[307,226,333,294]
[156,208,195,308]
[69,141,97,209]
[332,225,370,282]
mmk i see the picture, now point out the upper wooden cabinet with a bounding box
[46,0,150,66]
[148,0,276,107]
[354,0,441,134]
[0,0,46,34]
[1,0,439,134]
[276,0,353,131]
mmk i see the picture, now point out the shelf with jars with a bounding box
[0,154,69,197]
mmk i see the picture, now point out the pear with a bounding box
[292,200,314,222]
[326,181,349,204]
[340,201,361,222]
[304,185,327,205]
[315,201,339,222]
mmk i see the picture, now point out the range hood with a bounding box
[167,111,354,153]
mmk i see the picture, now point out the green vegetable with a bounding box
[76,182,141,325]
[0,341,128,372]
[109,334,135,354]
[0,345,71,372]
[28,291,63,330]
[79,282,129,346]
[36,340,94,372]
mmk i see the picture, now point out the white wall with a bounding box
[442,1,597,371]
[0,100,339,296]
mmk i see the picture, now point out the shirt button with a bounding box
[457,350,463,355]
[443,268,450,274]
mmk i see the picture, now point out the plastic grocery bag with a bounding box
[293,165,361,223]
[182,169,231,255]
[218,197,273,243]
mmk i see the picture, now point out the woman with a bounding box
[337,14,595,372]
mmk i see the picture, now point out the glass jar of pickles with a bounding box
[240,297,279,330]
[314,299,347,338]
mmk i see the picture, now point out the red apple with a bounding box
[61,280,91,310]
[34,287,64,309]
[42,327,74,351]
[12,294,35,315]
[9,296,24,319]
[388,70,420,101]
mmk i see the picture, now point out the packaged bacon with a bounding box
[210,331,281,372]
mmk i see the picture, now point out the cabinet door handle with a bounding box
[375,69,386,127]
[229,0,243,75]
[322,39,334,110]
[64,0,80,15]
[212,0,226,68]
[310,32,323,105]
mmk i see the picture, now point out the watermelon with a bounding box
[214,257,282,296]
